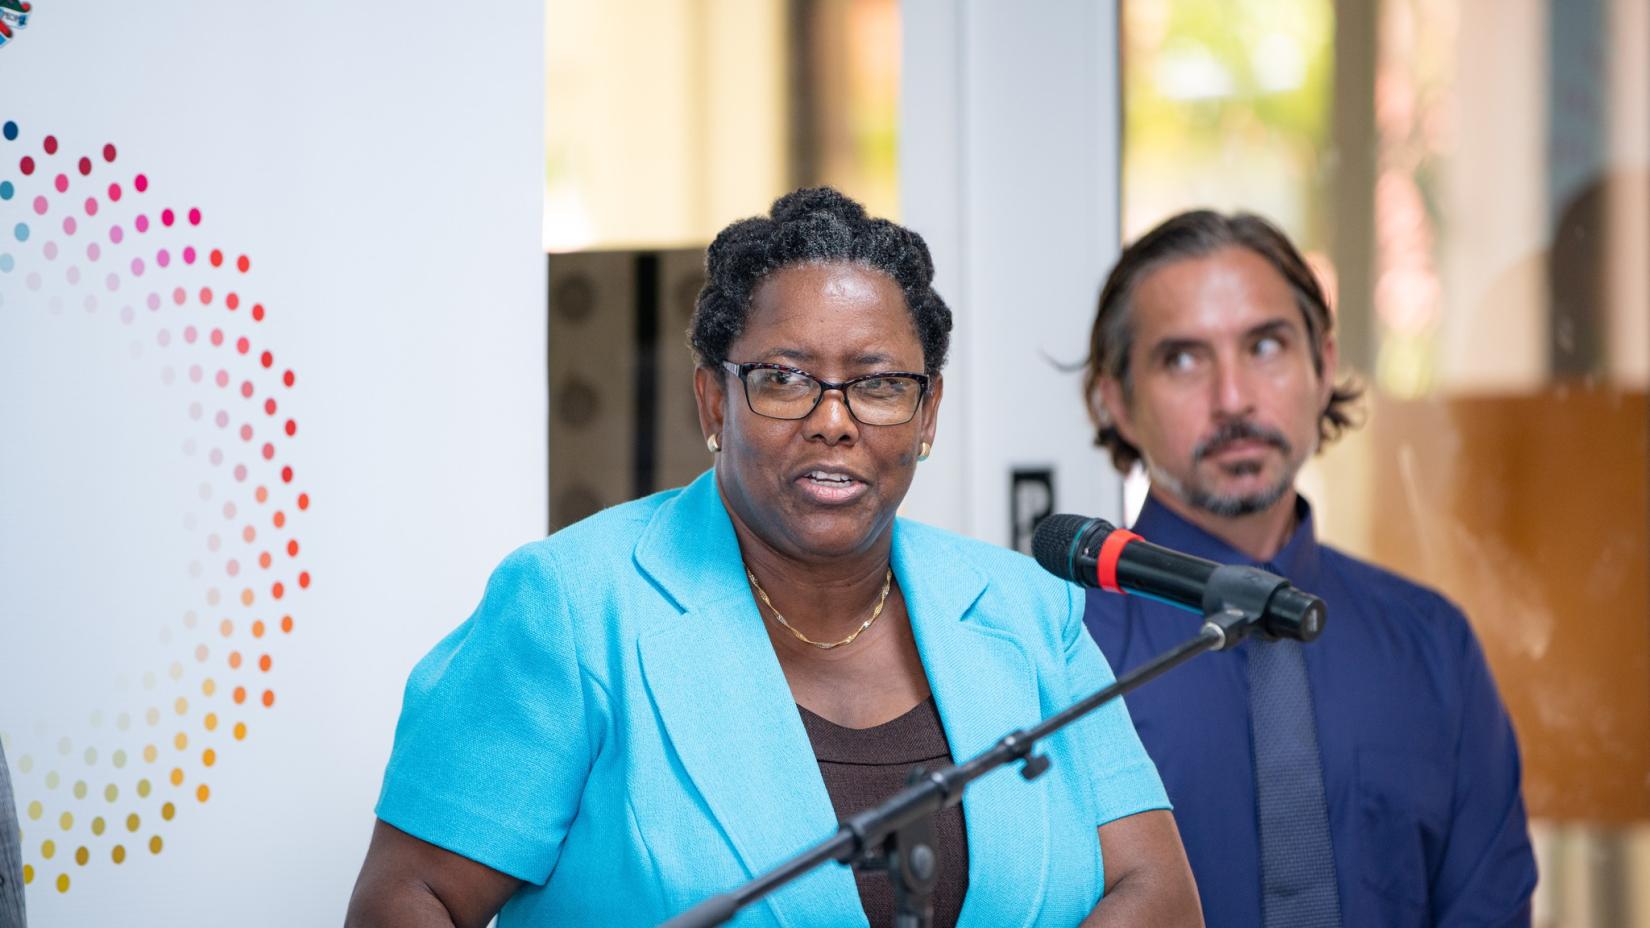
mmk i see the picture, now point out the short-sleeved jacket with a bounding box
[377,469,1169,927]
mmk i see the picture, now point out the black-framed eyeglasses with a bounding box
[721,361,931,426]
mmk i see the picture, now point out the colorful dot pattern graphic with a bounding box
[0,121,309,895]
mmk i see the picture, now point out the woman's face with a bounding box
[696,262,943,564]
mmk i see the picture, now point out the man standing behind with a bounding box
[1080,210,1536,926]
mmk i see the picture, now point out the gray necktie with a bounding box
[1248,638,1341,927]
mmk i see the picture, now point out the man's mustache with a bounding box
[1192,420,1292,463]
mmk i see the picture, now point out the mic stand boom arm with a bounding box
[662,570,1297,928]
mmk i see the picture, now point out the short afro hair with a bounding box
[688,187,953,376]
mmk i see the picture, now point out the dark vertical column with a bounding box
[787,0,819,187]
[634,252,660,500]
[1328,0,1379,377]
[1546,0,1610,377]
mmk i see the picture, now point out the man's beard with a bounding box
[1146,419,1305,518]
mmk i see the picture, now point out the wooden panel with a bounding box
[1368,387,1650,822]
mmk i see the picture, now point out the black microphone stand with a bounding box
[661,567,1305,928]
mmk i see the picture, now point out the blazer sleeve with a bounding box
[1056,580,1171,826]
[375,544,598,885]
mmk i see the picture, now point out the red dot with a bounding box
[210,249,223,267]
[261,442,275,460]
[240,381,254,398]
[284,420,297,437]
[271,582,284,600]
[280,466,293,483]
[188,208,201,225]
[226,293,239,310]
[264,398,277,415]
[18,156,33,175]
[251,304,265,322]
[43,135,58,154]
[233,686,246,703]
[282,370,295,388]
[281,616,293,634]
[210,329,224,347]
[258,654,272,672]
[261,690,275,708]
[134,174,148,192]
[200,287,214,304]
[273,511,286,528]
[78,157,92,176]
[260,351,273,369]
[236,337,249,354]
[297,493,310,511]
[108,183,122,201]
[286,540,299,557]
[103,143,117,163]
[298,571,311,589]
[237,255,250,273]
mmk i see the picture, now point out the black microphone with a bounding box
[1032,513,1325,642]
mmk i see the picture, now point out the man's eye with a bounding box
[1253,336,1284,358]
[1164,350,1197,372]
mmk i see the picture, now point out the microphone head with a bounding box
[1032,514,1105,583]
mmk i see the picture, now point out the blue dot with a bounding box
[13,223,27,242]
[0,181,11,200]
[0,254,13,273]
[1,122,16,142]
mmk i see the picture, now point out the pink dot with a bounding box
[226,560,240,577]
[146,292,161,310]
[240,381,254,398]
[32,196,46,215]
[84,198,99,216]
[215,410,229,428]
[189,208,202,225]
[134,174,148,192]
[66,266,80,285]
[200,287,213,305]
[110,226,124,244]
[42,242,57,260]
[233,464,247,481]
[216,370,230,388]
[108,183,122,202]
[235,337,249,354]
[119,305,134,323]
[156,249,170,267]
[106,273,119,292]
[157,329,172,347]
[261,443,275,461]
[131,257,145,276]
[184,325,198,343]
[189,401,203,419]
[172,287,186,305]
[210,329,223,347]
[264,398,277,415]
[62,216,76,235]
[224,502,238,519]
[161,208,175,226]
[54,175,68,193]
[135,214,149,233]
[183,246,196,264]
[189,365,203,383]
[25,272,40,290]
[86,243,101,261]
[211,450,225,468]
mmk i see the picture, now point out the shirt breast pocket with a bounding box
[1355,746,1452,922]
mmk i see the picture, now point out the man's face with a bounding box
[1097,247,1336,518]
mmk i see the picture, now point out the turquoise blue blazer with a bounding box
[377,470,1168,927]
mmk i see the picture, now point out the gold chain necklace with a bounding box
[746,565,893,650]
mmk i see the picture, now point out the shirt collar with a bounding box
[1131,490,1321,586]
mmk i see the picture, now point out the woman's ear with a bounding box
[694,366,728,446]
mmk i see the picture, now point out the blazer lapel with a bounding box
[633,471,865,927]
[893,521,1050,928]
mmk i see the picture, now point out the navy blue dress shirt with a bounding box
[1086,494,1537,927]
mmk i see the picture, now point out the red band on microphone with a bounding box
[1095,528,1142,593]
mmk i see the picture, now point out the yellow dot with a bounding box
[26,800,41,820]
[116,713,132,731]
[40,840,55,859]
[112,749,128,769]
[145,708,160,726]
[17,754,32,774]
[240,588,254,606]
[202,748,216,767]
[143,745,157,763]
[173,732,188,751]
[44,771,59,789]
[58,812,73,831]
[202,678,216,697]
[233,722,247,741]
[169,661,184,681]
[21,864,33,884]
[137,779,152,798]
[83,747,98,765]
[111,845,126,864]
[125,813,140,833]
[174,697,189,715]
[72,781,87,800]
[104,784,118,802]
[195,784,210,803]
[56,873,70,893]
[74,846,88,866]
[169,768,184,787]
[204,713,219,732]
[148,835,164,855]
[90,817,105,836]
[161,802,175,822]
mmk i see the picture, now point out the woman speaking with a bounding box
[345,189,1199,927]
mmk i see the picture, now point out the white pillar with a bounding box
[899,0,1127,549]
